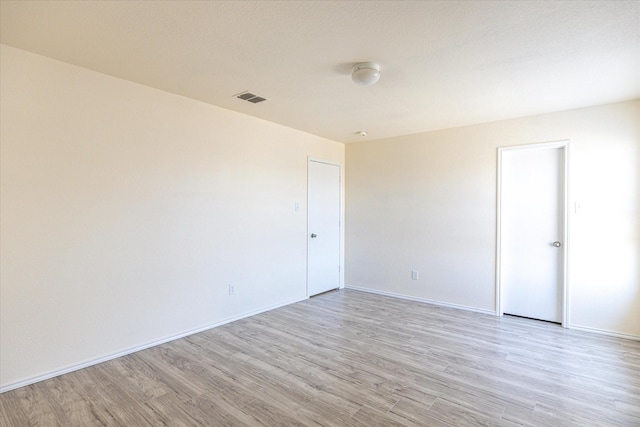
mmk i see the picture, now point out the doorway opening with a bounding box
[307,159,341,297]
[496,140,570,327]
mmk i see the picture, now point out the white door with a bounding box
[308,160,341,296]
[499,143,566,323]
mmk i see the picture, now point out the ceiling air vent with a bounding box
[234,91,267,104]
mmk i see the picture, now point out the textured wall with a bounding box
[346,100,640,337]
[0,45,344,389]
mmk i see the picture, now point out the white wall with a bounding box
[346,100,640,337]
[0,45,344,390]
[2,43,637,392]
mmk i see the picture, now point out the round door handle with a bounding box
[553,241,562,247]
[310,233,317,238]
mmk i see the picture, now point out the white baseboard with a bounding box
[6,289,635,393]
[0,296,308,394]
[568,324,640,341]
[345,285,640,341]
[345,284,496,315]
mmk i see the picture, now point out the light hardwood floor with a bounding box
[1,289,639,426]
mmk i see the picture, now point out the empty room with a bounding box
[1,1,639,426]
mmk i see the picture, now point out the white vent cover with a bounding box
[234,91,267,104]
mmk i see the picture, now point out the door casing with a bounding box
[496,140,570,327]
[307,158,342,297]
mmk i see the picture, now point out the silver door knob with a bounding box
[553,241,562,247]
[310,233,317,238]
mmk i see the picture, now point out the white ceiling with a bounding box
[1,1,639,143]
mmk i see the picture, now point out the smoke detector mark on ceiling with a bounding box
[234,91,268,104]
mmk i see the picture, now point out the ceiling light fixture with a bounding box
[351,62,381,86]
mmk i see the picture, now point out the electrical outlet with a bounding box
[411,270,419,280]
[228,284,235,295]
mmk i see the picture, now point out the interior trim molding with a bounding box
[495,139,571,327]
[0,296,308,393]
[307,157,343,298]
[346,285,640,341]
[568,324,640,341]
[345,285,495,315]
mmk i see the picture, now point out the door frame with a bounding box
[307,157,343,297]
[495,140,570,327]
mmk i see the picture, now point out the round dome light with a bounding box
[351,62,381,86]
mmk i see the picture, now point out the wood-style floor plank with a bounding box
[1,289,639,426]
